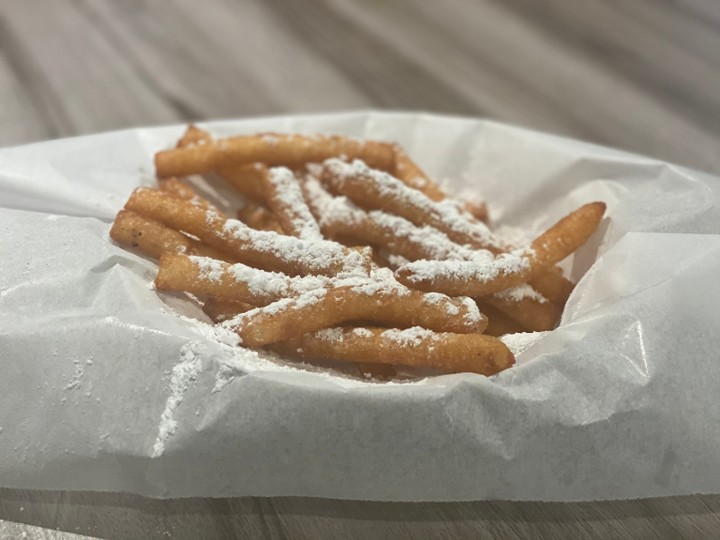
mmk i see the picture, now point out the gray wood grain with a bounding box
[1,0,720,538]
[3,490,720,540]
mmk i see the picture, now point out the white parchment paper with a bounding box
[1,111,720,501]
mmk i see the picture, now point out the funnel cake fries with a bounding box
[236,203,284,233]
[271,327,514,376]
[156,131,396,179]
[263,167,324,241]
[303,177,564,331]
[321,158,503,251]
[156,255,484,343]
[109,210,231,261]
[394,202,607,297]
[109,126,607,379]
[124,188,370,276]
[485,287,561,333]
[225,283,486,347]
[318,158,576,305]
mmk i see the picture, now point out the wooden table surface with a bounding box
[2,0,720,538]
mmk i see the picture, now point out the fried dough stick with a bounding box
[200,294,396,380]
[176,125,269,204]
[271,326,514,376]
[394,202,606,297]
[477,302,528,337]
[392,146,447,201]
[158,177,203,202]
[124,188,370,276]
[225,285,487,347]
[263,167,323,240]
[156,132,396,179]
[155,253,330,305]
[176,124,208,148]
[484,286,561,332]
[202,298,255,322]
[236,204,284,233]
[177,127,338,238]
[110,210,230,261]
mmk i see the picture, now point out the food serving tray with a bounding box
[1,111,719,501]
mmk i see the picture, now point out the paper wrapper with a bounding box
[2,112,720,502]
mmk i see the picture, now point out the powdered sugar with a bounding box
[500,331,548,356]
[315,327,345,343]
[303,175,366,228]
[423,292,447,305]
[381,327,437,347]
[192,257,224,283]
[383,253,411,269]
[399,248,532,285]
[221,219,366,274]
[460,297,482,324]
[152,347,202,457]
[494,284,548,304]
[261,134,280,146]
[352,327,373,338]
[224,259,327,299]
[294,287,328,308]
[221,288,328,331]
[204,205,224,227]
[266,167,323,241]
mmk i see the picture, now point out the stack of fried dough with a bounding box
[110,126,605,379]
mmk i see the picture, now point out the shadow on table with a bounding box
[1,488,719,539]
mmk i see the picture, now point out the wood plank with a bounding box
[263,0,594,136]
[328,0,720,173]
[498,0,720,134]
[0,16,62,144]
[0,53,52,146]
[74,0,372,119]
[0,0,180,138]
[616,0,720,70]
[3,489,720,539]
[666,0,720,30]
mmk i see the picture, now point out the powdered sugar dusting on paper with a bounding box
[64,359,85,391]
[153,313,406,454]
[500,331,548,356]
[152,347,202,458]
